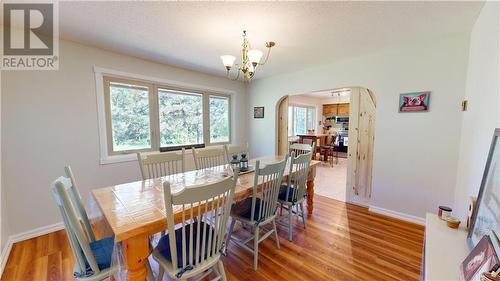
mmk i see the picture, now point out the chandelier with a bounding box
[220,30,275,81]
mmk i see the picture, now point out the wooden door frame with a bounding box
[276,87,376,205]
[275,95,289,156]
[346,87,376,206]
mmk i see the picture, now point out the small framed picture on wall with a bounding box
[399,91,431,112]
[254,107,264,118]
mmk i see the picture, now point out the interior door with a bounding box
[277,96,289,156]
[347,88,376,204]
[356,90,376,198]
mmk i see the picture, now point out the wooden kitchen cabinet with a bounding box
[337,103,350,116]
[323,104,336,116]
[323,103,350,116]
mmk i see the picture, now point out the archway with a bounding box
[275,87,376,205]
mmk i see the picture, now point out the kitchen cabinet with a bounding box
[322,103,350,116]
[337,103,349,116]
[323,104,336,116]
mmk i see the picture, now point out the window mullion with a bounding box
[203,93,210,145]
[150,84,160,151]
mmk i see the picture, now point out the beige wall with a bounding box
[454,2,500,223]
[1,39,248,235]
[248,33,470,221]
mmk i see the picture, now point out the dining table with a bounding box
[91,155,320,281]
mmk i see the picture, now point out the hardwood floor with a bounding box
[1,196,424,281]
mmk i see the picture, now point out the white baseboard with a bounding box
[0,238,13,278]
[369,206,425,225]
[9,222,64,244]
[0,221,64,277]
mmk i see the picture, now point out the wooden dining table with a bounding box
[91,155,320,281]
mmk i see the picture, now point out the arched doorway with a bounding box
[275,87,376,205]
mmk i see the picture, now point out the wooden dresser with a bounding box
[423,213,469,280]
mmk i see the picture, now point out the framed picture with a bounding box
[460,235,499,281]
[254,107,264,118]
[399,91,431,112]
[468,129,500,248]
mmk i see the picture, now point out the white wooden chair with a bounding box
[224,143,249,163]
[64,166,96,242]
[225,156,288,270]
[278,152,312,241]
[289,142,315,157]
[192,146,227,170]
[137,149,185,180]
[151,175,237,281]
[51,171,117,280]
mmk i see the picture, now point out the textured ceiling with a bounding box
[55,1,484,79]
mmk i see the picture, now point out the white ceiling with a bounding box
[56,1,484,79]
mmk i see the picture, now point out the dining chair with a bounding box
[278,152,312,241]
[151,175,237,281]
[319,136,336,166]
[224,143,249,163]
[225,156,288,270]
[192,146,227,170]
[64,166,96,242]
[289,142,315,157]
[51,173,117,280]
[137,149,185,180]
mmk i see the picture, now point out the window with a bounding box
[103,76,231,155]
[158,89,203,147]
[288,105,315,136]
[209,95,230,143]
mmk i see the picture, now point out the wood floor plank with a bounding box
[0,196,424,281]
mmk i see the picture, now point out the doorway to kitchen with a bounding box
[276,87,376,205]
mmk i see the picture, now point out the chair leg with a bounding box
[272,218,280,249]
[145,259,155,281]
[299,202,306,228]
[253,225,260,271]
[288,205,293,241]
[157,266,164,281]
[225,218,236,251]
[217,260,228,281]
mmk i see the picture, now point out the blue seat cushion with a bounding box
[279,185,298,202]
[84,236,114,271]
[156,221,214,268]
[231,197,263,221]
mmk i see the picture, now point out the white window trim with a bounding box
[94,66,236,165]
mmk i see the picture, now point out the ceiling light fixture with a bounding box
[220,30,275,82]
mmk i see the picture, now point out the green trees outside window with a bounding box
[105,77,231,154]
[159,90,203,147]
[209,96,229,143]
[109,83,151,151]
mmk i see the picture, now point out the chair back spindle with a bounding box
[62,166,95,242]
[137,149,185,180]
[192,146,227,170]
[289,142,314,157]
[284,152,312,203]
[250,157,288,223]
[52,179,101,277]
[162,175,237,276]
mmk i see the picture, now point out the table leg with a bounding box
[306,179,314,215]
[306,166,316,215]
[124,234,149,281]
